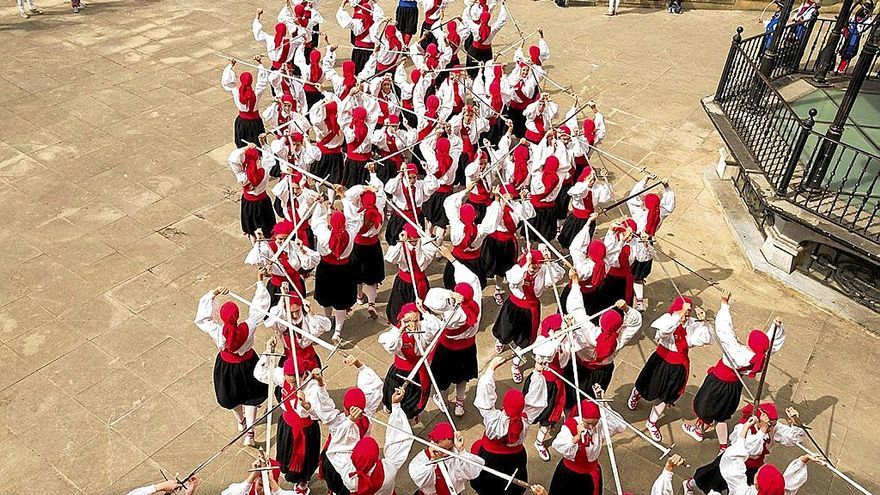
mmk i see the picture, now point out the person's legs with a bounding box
[243,405,258,445]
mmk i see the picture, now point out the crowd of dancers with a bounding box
[123,1,849,494]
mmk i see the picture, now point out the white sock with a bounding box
[364,284,378,304]
[243,405,258,429]
[634,282,644,300]
[232,405,244,425]
[334,309,347,333]
[649,403,666,424]
[512,356,522,367]
[455,382,466,401]
[536,425,548,444]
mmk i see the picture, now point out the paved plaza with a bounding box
[0,0,877,494]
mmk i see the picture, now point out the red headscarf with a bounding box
[594,309,623,363]
[344,387,371,436]
[360,190,382,229]
[539,313,563,337]
[512,144,530,186]
[518,249,545,266]
[425,43,440,70]
[745,330,771,377]
[219,302,248,352]
[351,106,369,146]
[577,400,601,420]
[428,422,455,441]
[385,24,402,51]
[446,21,461,48]
[273,220,295,238]
[541,156,560,194]
[755,464,786,495]
[528,45,541,65]
[502,389,526,445]
[454,282,479,328]
[350,437,384,495]
[643,193,662,236]
[582,119,596,146]
[294,3,311,27]
[478,11,491,41]
[243,147,264,189]
[586,240,607,289]
[309,50,323,83]
[667,296,693,314]
[324,101,340,135]
[328,211,349,257]
[578,165,594,182]
[342,60,357,95]
[425,94,440,119]
[458,203,478,248]
[410,68,421,85]
[274,23,288,49]
[239,72,256,111]
[489,79,503,113]
[354,0,374,33]
[435,137,453,176]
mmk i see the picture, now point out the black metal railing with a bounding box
[714,28,880,242]
[799,17,880,78]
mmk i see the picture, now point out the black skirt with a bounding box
[492,298,535,349]
[276,418,321,483]
[693,454,760,492]
[595,273,630,309]
[314,260,357,310]
[234,115,266,149]
[343,157,371,188]
[530,205,558,243]
[470,445,528,495]
[304,90,323,111]
[422,190,452,227]
[523,372,565,427]
[481,236,518,280]
[382,364,427,418]
[395,4,419,35]
[351,45,372,74]
[465,44,493,79]
[443,257,486,290]
[320,450,351,495]
[564,360,616,409]
[313,152,344,185]
[482,117,509,146]
[634,352,688,404]
[557,215,595,250]
[631,259,653,281]
[386,274,419,323]
[432,342,478,391]
[556,183,573,220]
[507,107,527,138]
[240,195,277,237]
[384,214,408,246]
[693,373,743,423]
[351,241,385,285]
[213,352,269,409]
[549,460,601,495]
[559,284,606,317]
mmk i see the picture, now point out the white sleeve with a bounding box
[782,457,810,494]
[221,64,237,92]
[719,437,754,495]
[650,470,674,495]
[383,403,415,469]
[194,291,225,349]
[357,365,384,416]
[773,423,806,447]
[124,486,158,495]
[244,281,272,329]
[378,326,404,354]
[626,177,648,215]
[523,372,548,422]
[551,426,578,460]
[473,370,498,412]
[714,303,753,368]
[221,481,253,495]
[408,451,437,490]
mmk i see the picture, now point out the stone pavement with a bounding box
[0,1,877,494]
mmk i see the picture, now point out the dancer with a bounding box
[221,57,269,148]
[344,169,386,320]
[628,296,713,442]
[228,142,276,239]
[194,271,270,447]
[409,422,485,494]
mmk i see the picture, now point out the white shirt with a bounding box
[194,282,270,354]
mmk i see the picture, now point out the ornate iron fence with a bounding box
[714,26,880,242]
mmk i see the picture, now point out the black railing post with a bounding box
[760,0,796,78]
[806,21,880,188]
[814,0,856,83]
[779,108,816,194]
[715,27,745,102]
[792,11,820,72]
